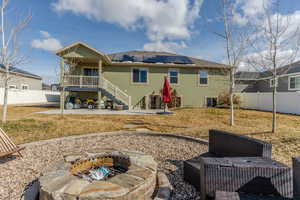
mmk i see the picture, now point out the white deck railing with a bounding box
[64,75,131,107]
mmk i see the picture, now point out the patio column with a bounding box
[60,58,65,115]
[98,59,102,109]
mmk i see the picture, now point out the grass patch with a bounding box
[0,106,299,165]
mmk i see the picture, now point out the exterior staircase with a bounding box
[64,75,131,110]
[100,78,131,110]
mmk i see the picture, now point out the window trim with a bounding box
[131,67,149,85]
[198,70,209,86]
[168,68,179,85]
[288,75,300,90]
[21,84,29,90]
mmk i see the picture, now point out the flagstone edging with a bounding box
[20,130,208,147]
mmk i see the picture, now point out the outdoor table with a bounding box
[199,157,293,200]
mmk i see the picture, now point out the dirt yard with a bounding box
[0,106,299,165]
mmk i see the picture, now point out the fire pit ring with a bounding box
[39,149,158,200]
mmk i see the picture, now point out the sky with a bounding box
[5,0,300,84]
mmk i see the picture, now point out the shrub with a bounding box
[218,92,242,106]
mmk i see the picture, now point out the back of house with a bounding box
[56,42,233,109]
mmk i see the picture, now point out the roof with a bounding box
[235,71,261,80]
[236,61,300,80]
[108,50,232,69]
[0,64,42,79]
[56,42,233,69]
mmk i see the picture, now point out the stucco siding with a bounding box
[102,65,230,107]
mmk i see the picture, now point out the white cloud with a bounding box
[40,30,51,38]
[52,0,204,52]
[233,0,272,26]
[31,31,63,52]
[143,41,187,53]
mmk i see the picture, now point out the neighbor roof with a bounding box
[236,61,300,80]
[108,50,232,69]
[0,64,42,80]
[235,71,261,80]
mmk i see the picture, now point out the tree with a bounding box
[0,0,31,123]
[245,0,300,133]
[216,0,250,126]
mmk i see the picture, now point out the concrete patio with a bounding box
[36,109,166,115]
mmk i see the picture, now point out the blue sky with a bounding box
[6,0,300,83]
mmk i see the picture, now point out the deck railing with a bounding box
[64,75,99,88]
[63,75,131,107]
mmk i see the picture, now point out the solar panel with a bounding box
[112,54,194,65]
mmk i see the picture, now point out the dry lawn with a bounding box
[1,106,300,165]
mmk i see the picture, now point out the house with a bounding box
[0,65,42,90]
[42,83,51,90]
[51,84,60,91]
[235,61,300,93]
[56,42,233,109]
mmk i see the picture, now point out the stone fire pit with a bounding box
[39,149,158,200]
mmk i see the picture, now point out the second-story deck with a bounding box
[63,75,131,108]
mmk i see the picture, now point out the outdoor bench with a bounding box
[183,129,272,191]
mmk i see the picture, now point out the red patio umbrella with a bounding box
[162,76,171,112]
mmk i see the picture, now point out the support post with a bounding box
[60,58,65,116]
[128,96,132,110]
[98,59,102,109]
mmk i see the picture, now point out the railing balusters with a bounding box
[64,75,131,106]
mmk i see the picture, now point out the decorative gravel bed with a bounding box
[0,131,207,200]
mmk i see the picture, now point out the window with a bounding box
[21,84,29,90]
[168,69,179,84]
[270,78,278,88]
[289,76,300,90]
[83,68,98,76]
[206,97,218,107]
[199,71,208,85]
[9,85,17,89]
[132,68,148,83]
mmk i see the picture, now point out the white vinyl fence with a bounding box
[238,92,300,115]
[0,88,60,105]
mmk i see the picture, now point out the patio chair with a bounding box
[0,127,24,158]
[183,129,272,191]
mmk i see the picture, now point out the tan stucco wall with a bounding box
[0,71,42,90]
[102,65,230,107]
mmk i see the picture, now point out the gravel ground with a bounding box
[0,132,207,200]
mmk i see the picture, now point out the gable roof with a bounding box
[108,50,232,69]
[0,65,42,80]
[56,41,111,64]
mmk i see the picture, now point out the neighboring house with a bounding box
[42,83,51,90]
[56,42,233,109]
[0,65,42,90]
[235,61,300,93]
[51,84,60,91]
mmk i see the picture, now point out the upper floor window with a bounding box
[289,76,300,90]
[199,71,208,85]
[168,69,179,84]
[21,84,29,90]
[132,68,148,83]
[84,68,98,76]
